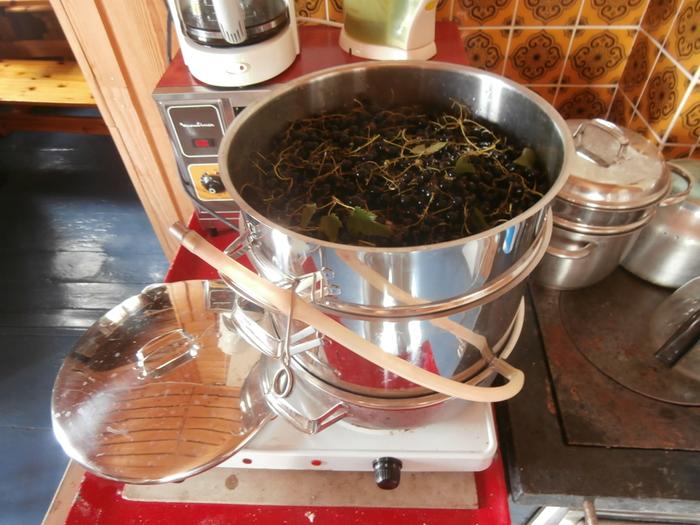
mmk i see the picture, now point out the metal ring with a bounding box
[272,366,294,398]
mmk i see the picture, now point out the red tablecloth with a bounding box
[63,216,511,525]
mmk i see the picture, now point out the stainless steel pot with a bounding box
[536,119,673,290]
[535,224,640,290]
[218,62,572,397]
[622,161,699,288]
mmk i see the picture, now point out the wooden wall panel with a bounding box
[49,0,193,259]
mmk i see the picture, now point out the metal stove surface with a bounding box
[530,270,700,451]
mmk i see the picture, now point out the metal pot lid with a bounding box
[558,119,670,210]
[51,280,273,484]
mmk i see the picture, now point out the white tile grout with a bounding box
[640,27,695,81]
[324,0,330,21]
[661,74,695,143]
[630,32,663,112]
[500,0,519,76]
[449,0,455,21]
[551,0,588,104]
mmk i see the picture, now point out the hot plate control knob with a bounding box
[372,457,403,490]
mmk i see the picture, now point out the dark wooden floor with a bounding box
[0,131,168,524]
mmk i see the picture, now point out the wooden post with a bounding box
[48,0,192,259]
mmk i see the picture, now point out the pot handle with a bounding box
[573,119,629,167]
[170,223,525,403]
[659,164,694,207]
[546,241,595,260]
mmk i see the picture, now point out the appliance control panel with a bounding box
[153,88,273,230]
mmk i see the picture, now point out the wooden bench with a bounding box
[0,58,108,135]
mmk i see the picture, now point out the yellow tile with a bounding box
[514,0,582,26]
[328,0,344,22]
[525,84,558,103]
[637,53,692,139]
[666,85,700,144]
[452,0,517,26]
[619,32,660,105]
[295,0,326,19]
[505,29,569,84]
[664,0,700,76]
[662,145,693,158]
[642,0,682,46]
[562,29,634,84]
[579,0,649,25]
[437,0,454,21]
[627,110,659,143]
[460,29,509,74]
[555,86,615,119]
[608,91,635,126]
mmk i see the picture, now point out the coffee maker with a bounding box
[166,0,300,87]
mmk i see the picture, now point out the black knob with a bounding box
[372,457,403,490]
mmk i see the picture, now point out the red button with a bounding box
[193,138,213,148]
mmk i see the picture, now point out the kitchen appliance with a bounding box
[339,0,437,60]
[217,61,570,402]
[535,119,673,290]
[622,160,699,288]
[166,0,299,87]
[152,24,472,232]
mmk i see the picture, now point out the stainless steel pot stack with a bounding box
[535,119,673,290]
[216,62,573,429]
[622,160,699,288]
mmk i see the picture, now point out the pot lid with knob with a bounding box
[557,119,671,212]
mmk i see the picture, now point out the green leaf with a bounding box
[514,147,537,169]
[423,141,447,155]
[300,203,317,227]
[455,155,476,175]
[410,144,426,155]
[319,213,342,242]
[471,208,489,231]
[347,207,392,238]
[410,142,447,156]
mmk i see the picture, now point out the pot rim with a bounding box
[218,60,574,254]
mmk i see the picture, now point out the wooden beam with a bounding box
[0,59,95,105]
[48,0,193,259]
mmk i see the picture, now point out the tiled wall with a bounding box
[296,0,700,159]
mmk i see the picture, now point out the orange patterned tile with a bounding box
[662,145,693,158]
[452,0,517,26]
[628,110,660,143]
[328,0,344,22]
[619,32,660,105]
[642,0,682,46]
[525,85,558,103]
[514,0,582,26]
[505,29,569,84]
[437,0,454,21]
[579,0,649,25]
[637,53,692,140]
[690,147,700,159]
[295,0,326,19]
[666,85,700,144]
[608,91,635,126]
[460,29,509,74]
[555,86,615,119]
[562,29,634,84]
[665,0,700,76]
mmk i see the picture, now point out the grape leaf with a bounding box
[319,213,342,242]
[300,203,317,227]
[424,141,447,155]
[410,144,426,155]
[514,147,537,169]
[347,207,392,238]
[455,155,476,175]
[471,208,489,231]
[411,142,447,156]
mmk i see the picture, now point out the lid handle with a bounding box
[572,118,629,168]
